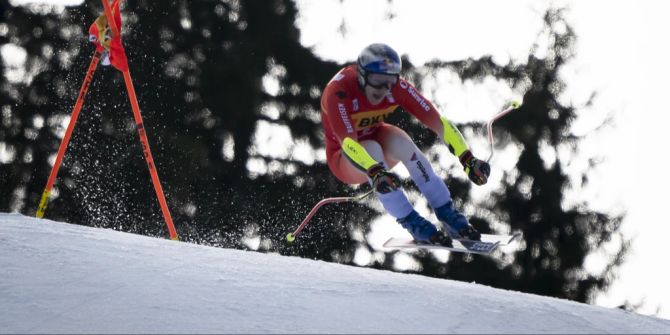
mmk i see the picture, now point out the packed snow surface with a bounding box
[1,213,668,334]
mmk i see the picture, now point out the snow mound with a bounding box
[1,212,668,334]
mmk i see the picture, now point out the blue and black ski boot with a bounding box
[398,210,452,247]
[434,200,481,241]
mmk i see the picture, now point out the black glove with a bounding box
[367,163,401,194]
[459,150,490,185]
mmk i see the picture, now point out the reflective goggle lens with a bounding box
[366,73,398,89]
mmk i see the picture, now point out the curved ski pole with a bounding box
[286,189,374,243]
[486,100,521,163]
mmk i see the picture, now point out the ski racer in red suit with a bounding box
[321,43,491,246]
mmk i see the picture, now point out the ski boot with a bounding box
[397,210,452,247]
[428,230,453,247]
[434,200,481,241]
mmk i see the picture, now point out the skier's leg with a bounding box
[376,124,479,240]
[359,140,414,220]
[375,124,453,207]
[326,140,444,243]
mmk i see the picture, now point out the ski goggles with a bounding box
[365,73,399,90]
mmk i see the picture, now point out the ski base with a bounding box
[474,232,522,246]
[383,238,500,255]
[383,232,522,255]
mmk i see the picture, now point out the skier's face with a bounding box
[364,73,397,105]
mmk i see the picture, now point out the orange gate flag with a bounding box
[88,0,128,72]
[99,0,178,240]
[37,0,179,241]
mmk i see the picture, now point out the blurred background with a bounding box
[1,0,667,319]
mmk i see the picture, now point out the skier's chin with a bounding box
[367,93,384,105]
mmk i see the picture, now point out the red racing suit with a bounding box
[321,65,469,184]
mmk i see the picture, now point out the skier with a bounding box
[320,43,490,246]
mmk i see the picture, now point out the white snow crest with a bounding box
[1,212,669,334]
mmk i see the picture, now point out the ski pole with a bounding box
[486,100,521,163]
[286,189,374,243]
[36,49,103,219]
[101,0,178,241]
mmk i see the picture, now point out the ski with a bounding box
[383,232,521,255]
[383,238,500,255]
[467,232,522,246]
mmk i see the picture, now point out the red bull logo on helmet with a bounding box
[380,57,397,71]
[359,43,401,74]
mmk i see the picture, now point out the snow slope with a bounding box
[1,213,668,334]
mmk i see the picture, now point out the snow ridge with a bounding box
[1,213,668,334]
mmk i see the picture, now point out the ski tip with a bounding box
[286,233,296,243]
[510,232,523,243]
[383,237,416,248]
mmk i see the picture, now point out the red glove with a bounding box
[367,163,401,194]
[459,150,490,185]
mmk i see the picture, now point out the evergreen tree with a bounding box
[375,9,628,303]
[0,2,626,305]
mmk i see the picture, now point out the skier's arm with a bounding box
[342,137,400,193]
[392,80,470,156]
[439,116,469,157]
[341,137,378,171]
[439,117,491,185]
[393,79,490,185]
[336,127,399,192]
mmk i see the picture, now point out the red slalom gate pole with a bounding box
[101,0,178,240]
[286,189,374,243]
[36,49,102,219]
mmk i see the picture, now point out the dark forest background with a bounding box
[0,0,630,308]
